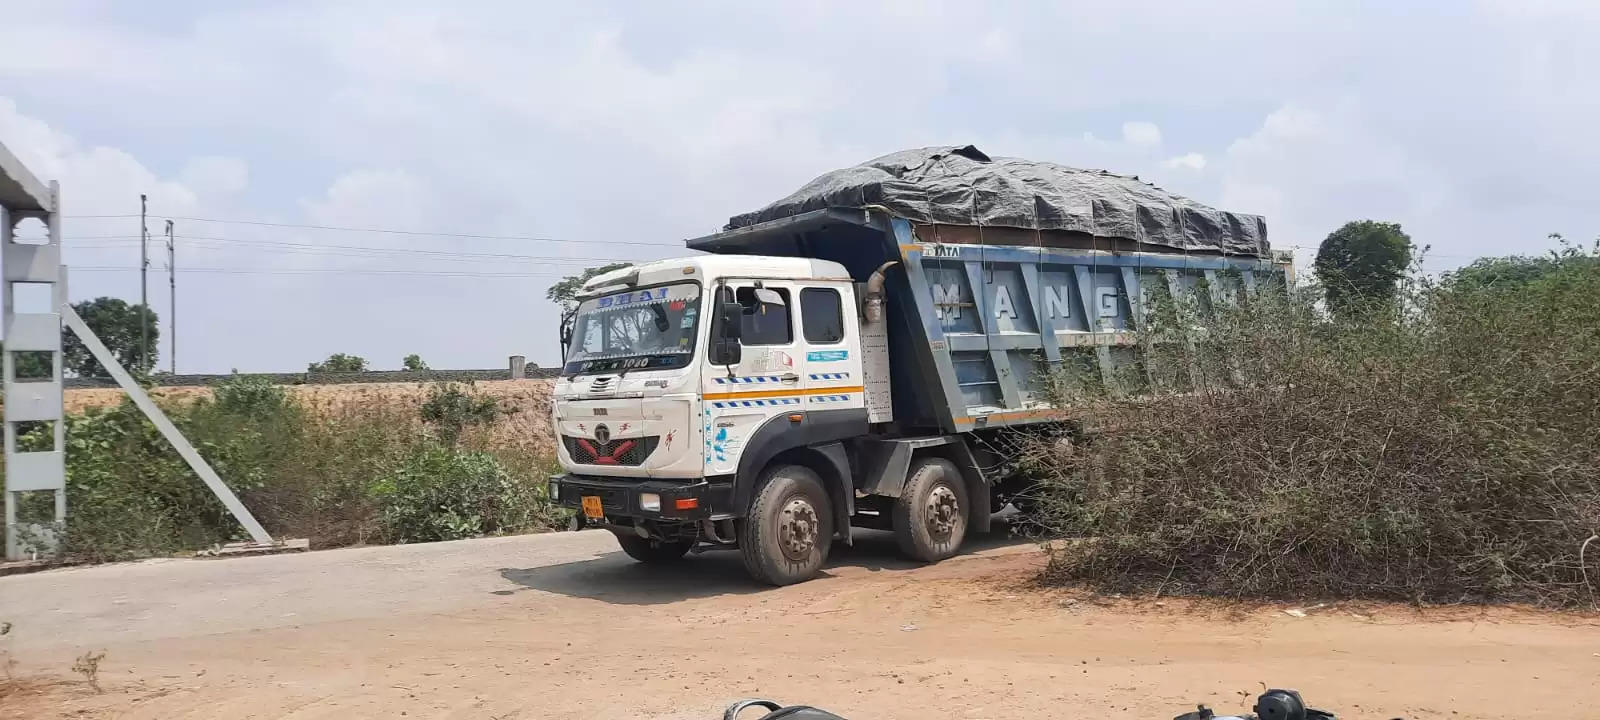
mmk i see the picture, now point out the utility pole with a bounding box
[139,193,149,374]
[166,219,175,375]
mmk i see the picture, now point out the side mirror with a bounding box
[718,301,743,340]
[712,337,742,366]
[711,300,744,365]
[752,288,784,307]
[558,311,575,354]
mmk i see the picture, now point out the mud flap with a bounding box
[854,435,993,534]
[945,440,992,534]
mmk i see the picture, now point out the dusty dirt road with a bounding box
[1,530,1596,720]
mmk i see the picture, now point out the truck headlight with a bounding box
[639,493,661,512]
[547,479,560,501]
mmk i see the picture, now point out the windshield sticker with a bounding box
[593,284,697,309]
[807,350,849,362]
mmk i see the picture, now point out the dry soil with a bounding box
[1,529,1595,719]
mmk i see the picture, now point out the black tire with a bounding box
[738,465,833,586]
[892,457,970,562]
[614,533,693,564]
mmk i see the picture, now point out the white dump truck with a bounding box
[548,146,1284,584]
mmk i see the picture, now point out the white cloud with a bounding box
[3,2,1599,370]
[1162,152,1206,171]
[1121,121,1163,147]
[1218,101,1435,251]
[0,97,200,217]
[0,99,239,372]
[179,156,249,197]
[301,169,432,230]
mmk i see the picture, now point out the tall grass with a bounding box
[4,378,562,561]
[1026,248,1600,606]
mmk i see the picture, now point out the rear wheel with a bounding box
[738,465,833,586]
[893,457,969,562]
[614,534,693,564]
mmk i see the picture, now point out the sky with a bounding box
[1,1,1597,372]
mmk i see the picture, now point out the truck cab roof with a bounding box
[581,254,851,295]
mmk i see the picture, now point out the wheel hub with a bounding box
[926,484,960,539]
[778,497,819,560]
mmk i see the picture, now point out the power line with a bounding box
[65,239,603,267]
[66,265,574,278]
[73,233,1487,267]
[67,213,686,247]
[62,234,643,265]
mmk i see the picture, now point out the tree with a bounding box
[1448,255,1562,291]
[307,353,368,373]
[1314,220,1414,316]
[402,354,429,371]
[0,297,157,378]
[1446,234,1599,291]
[546,262,632,350]
[546,262,633,312]
[0,341,53,378]
[64,297,159,377]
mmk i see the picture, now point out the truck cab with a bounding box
[551,253,909,585]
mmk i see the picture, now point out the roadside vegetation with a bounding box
[1025,239,1600,607]
[2,378,562,562]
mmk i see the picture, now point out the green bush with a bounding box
[1,377,559,560]
[1027,247,1600,607]
[54,400,248,560]
[374,442,554,543]
[420,381,500,447]
[211,372,291,419]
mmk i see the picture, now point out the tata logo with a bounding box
[594,424,611,444]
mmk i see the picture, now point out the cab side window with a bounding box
[800,287,844,344]
[735,286,792,345]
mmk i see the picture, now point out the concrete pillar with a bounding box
[509,355,526,379]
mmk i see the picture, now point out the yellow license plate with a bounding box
[580,496,605,520]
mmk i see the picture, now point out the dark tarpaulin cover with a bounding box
[726,145,1269,256]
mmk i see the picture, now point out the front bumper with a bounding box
[550,473,735,522]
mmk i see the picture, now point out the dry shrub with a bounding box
[249,381,560,546]
[1028,249,1600,606]
[1,378,561,559]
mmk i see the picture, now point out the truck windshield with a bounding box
[564,282,701,374]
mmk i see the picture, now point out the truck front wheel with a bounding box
[893,457,969,562]
[738,465,833,586]
[615,534,694,564]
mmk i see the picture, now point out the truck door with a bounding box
[795,283,864,420]
[702,282,802,477]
